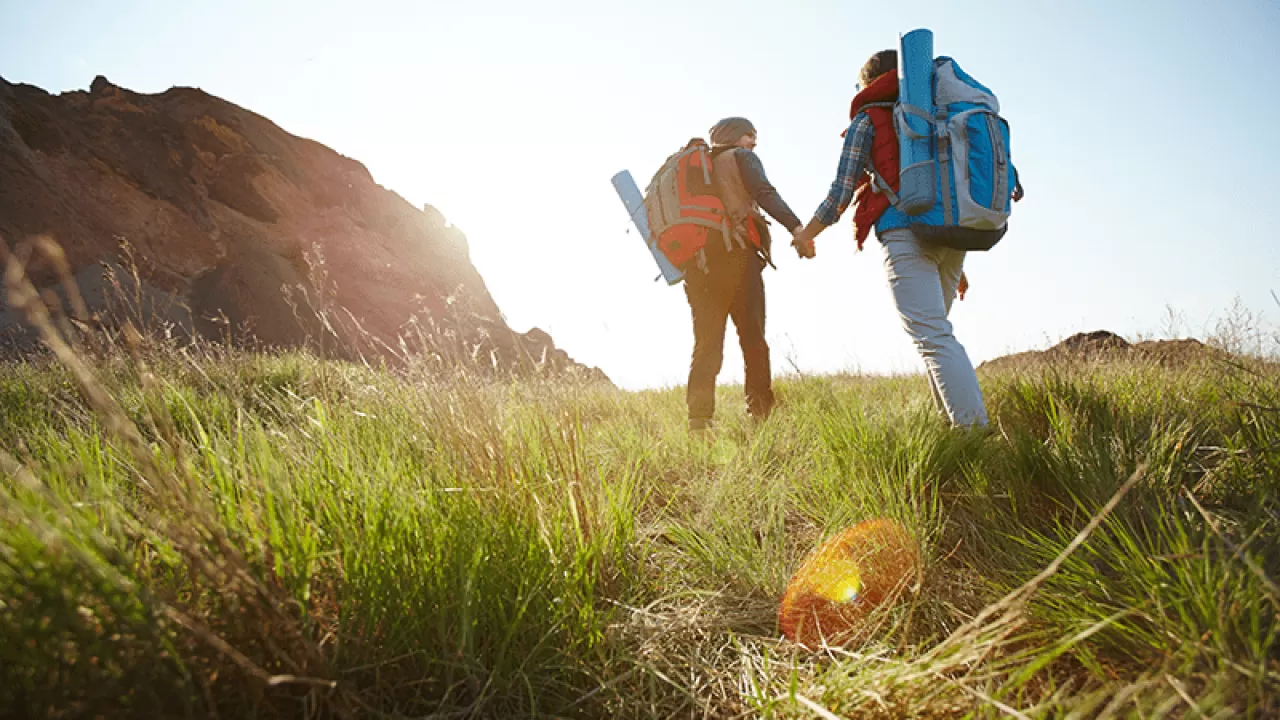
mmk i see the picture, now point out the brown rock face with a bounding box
[978,330,1226,372]
[0,75,603,380]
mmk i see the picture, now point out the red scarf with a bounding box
[844,70,901,250]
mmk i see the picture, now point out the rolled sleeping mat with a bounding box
[896,28,936,216]
[611,170,684,285]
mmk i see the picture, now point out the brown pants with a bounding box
[683,249,773,429]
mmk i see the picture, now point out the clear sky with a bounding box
[3,0,1278,389]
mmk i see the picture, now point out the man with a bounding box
[684,117,805,431]
[790,51,1023,428]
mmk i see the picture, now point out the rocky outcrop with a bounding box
[978,330,1225,371]
[0,75,603,380]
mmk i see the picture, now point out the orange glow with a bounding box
[779,518,921,648]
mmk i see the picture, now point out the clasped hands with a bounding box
[790,224,817,259]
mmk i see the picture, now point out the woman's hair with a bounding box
[859,49,898,89]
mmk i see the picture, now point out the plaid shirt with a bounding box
[814,114,874,227]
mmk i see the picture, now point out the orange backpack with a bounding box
[643,139,730,270]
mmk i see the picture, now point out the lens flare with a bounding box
[778,518,920,648]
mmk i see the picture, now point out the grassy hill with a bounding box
[2,316,1278,717]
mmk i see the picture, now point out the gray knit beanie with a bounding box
[709,117,756,147]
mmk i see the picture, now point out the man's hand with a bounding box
[957,272,969,301]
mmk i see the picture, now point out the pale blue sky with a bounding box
[3,0,1278,388]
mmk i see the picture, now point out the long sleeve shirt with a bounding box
[814,114,874,227]
[734,149,803,232]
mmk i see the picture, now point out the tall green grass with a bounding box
[2,318,1277,716]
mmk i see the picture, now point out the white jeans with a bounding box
[880,228,989,427]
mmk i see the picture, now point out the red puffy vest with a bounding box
[846,70,901,250]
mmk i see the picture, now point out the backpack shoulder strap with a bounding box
[868,170,900,207]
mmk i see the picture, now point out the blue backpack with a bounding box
[893,30,1017,251]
